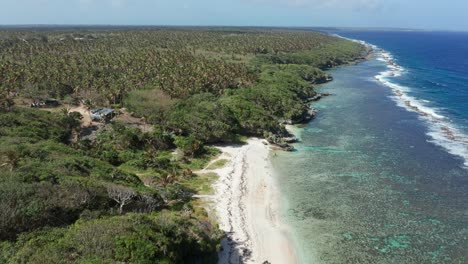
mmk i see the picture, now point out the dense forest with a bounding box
[0,27,367,263]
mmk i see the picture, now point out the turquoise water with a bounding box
[272,58,468,263]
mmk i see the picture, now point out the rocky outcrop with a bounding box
[279,107,319,126]
[282,136,298,144]
[292,108,318,124]
[306,92,332,103]
[313,74,333,84]
[266,134,295,152]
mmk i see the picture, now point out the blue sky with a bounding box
[0,0,466,31]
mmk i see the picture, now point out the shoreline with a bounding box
[205,138,296,264]
[195,38,372,264]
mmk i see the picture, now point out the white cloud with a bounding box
[245,0,383,10]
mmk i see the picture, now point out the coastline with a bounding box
[260,34,468,263]
[192,37,371,264]
[200,43,370,264]
[198,33,468,264]
[203,138,296,264]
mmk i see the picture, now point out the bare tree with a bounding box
[106,184,136,214]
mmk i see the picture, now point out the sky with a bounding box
[0,0,467,31]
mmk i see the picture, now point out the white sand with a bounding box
[203,138,296,264]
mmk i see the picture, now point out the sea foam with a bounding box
[373,45,468,168]
[336,34,468,168]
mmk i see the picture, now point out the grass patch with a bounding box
[124,88,178,118]
[207,159,229,170]
[181,172,219,195]
[184,147,221,171]
[231,134,250,144]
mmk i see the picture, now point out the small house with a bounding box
[31,99,60,108]
[90,108,115,122]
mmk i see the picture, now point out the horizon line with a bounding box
[0,24,466,33]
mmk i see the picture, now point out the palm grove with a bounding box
[0,27,366,263]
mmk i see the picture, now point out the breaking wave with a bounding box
[373,46,468,168]
[335,34,468,168]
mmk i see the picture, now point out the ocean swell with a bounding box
[334,34,468,167]
[372,46,468,168]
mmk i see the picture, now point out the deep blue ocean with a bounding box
[338,31,468,166]
[272,31,468,263]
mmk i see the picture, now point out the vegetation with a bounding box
[181,172,219,195]
[0,211,220,264]
[207,159,229,170]
[0,26,366,263]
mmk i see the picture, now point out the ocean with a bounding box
[273,31,468,263]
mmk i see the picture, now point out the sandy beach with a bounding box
[200,138,296,264]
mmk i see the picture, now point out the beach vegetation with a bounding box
[0,27,366,263]
[207,159,229,170]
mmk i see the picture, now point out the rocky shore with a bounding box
[268,92,332,151]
